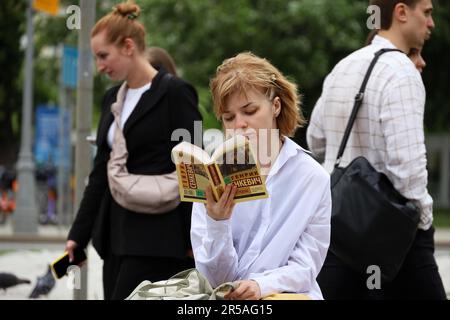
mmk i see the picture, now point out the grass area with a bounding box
[434,208,450,228]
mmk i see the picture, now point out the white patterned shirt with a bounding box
[307,35,433,230]
[191,137,331,299]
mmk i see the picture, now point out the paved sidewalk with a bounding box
[0,222,69,242]
[0,221,103,299]
[0,221,449,299]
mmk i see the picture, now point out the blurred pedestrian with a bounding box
[307,0,446,299]
[66,0,202,300]
[147,46,178,76]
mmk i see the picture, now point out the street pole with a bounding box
[73,0,96,300]
[58,45,75,227]
[14,0,38,235]
[57,52,68,226]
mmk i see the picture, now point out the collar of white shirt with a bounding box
[266,137,310,183]
[372,34,398,50]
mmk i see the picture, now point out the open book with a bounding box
[171,135,268,203]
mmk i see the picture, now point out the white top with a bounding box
[307,35,433,230]
[107,82,152,148]
[191,137,331,300]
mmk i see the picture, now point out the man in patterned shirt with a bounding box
[307,0,446,299]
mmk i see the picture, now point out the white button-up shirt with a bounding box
[191,137,331,300]
[307,35,433,230]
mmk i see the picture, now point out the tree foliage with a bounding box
[1,0,449,167]
[141,0,368,143]
[0,1,26,165]
[140,0,450,144]
[421,0,450,133]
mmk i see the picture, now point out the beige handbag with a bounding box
[125,268,310,300]
[107,81,180,214]
[126,268,236,300]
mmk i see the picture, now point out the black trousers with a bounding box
[317,226,447,300]
[103,254,195,300]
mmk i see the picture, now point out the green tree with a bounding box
[421,0,450,133]
[4,0,447,168]
[0,1,26,165]
[140,0,450,144]
[141,0,369,144]
[19,1,114,159]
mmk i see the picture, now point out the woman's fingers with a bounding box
[228,185,237,204]
[65,240,78,262]
[205,184,237,220]
[218,184,232,207]
[205,185,214,205]
[225,280,261,300]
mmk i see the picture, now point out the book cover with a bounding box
[171,135,268,203]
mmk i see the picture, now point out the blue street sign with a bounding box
[34,105,71,169]
[62,45,78,88]
[35,105,59,166]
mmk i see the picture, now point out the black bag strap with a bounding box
[334,48,403,167]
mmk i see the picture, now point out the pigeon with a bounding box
[0,272,31,292]
[29,265,56,299]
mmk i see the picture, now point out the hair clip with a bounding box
[270,74,276,82]
[127,13,137,20]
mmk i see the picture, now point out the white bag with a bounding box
[126,268,236,300]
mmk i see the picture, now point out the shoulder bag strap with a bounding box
[334,48,403,167]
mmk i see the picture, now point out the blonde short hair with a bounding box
[210,52,305,137]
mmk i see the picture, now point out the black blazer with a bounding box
[68,70,202,259]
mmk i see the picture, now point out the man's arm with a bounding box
[307,96,326,163]
[380,74,433,226]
